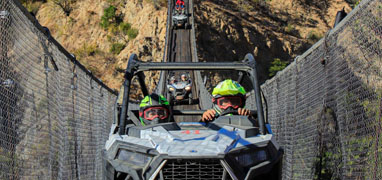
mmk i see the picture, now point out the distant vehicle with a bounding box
[167,73,192,104]
[175,0,185,12]
[172,0,188,29]
[105,54,283,180]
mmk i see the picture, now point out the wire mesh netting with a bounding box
[1,0,382,179]
[261,0,382,179]
[0,0,116,179]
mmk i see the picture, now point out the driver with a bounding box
[169,76,177,84]
[139,93,171,125]
[181,74,188,81]
[202,79,251,121]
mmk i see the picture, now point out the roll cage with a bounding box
[118,53,266,136]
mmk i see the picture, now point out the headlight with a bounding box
[232,150,267,167]
[185,86,191,91]
[169,87,175,91]
[117,150,153,167]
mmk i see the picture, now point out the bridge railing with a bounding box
[261,0,382,179]
[0,0,116,179]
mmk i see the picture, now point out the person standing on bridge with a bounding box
[139,93,171,125]
[202,79,251,121]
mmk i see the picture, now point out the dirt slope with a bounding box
[28,0,354,89]
[194,0,352,82]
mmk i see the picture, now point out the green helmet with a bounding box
[139,94,170,126]
[212,79,246,97]
[212,79,246,112]
[139,94,169,107]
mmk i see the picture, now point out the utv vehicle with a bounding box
[166,73,193,105]
[105,53,283,180]
[172,2,188,29]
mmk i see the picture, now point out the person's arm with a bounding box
[202,109,216,122]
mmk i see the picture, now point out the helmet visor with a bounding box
[143,107,169,121]
[215,96,243,110]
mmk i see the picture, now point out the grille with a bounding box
[162,159,224,180]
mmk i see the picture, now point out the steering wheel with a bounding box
[219,109,239,116]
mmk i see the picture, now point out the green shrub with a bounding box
[108,23,119,34]
[269,58,288,77]
[285,24,294,33]
[110,43,125,54]
[251,0,271,4]
[145,0,168,9]
[21,0,45,15]
[52,0,76,16]
[100,5,116,29]
[119,22,131,35]
[73,43,100,59]
[348,0,362,8]
[307,30,322,42]
[127,28,139,40]
[106,35,114,42]
[159,0,168,7]
[115,65,125,73]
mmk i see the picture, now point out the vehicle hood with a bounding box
[105,125,274,157]
[173,14,187,20]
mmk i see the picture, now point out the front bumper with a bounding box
[105,144,283,180]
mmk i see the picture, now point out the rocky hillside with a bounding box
[25,0,167,90]
[23,0,356,89]
[194,0,352,82]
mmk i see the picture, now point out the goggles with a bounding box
[213,96,244,110]
[141,107,169,121]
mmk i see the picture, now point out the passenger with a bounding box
[139,93,171,125]
[181,74,189,82]
[175,0,185,11]
[202,79,251,121]
[169,76,177,84]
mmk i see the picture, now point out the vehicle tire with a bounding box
[114,172,133,180]
[267,160,283,180]
[254,159,282,180]
[105,161,115,179]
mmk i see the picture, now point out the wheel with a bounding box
[114,172,133,180]
[256,159,282,180]
[105,161,116,180]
